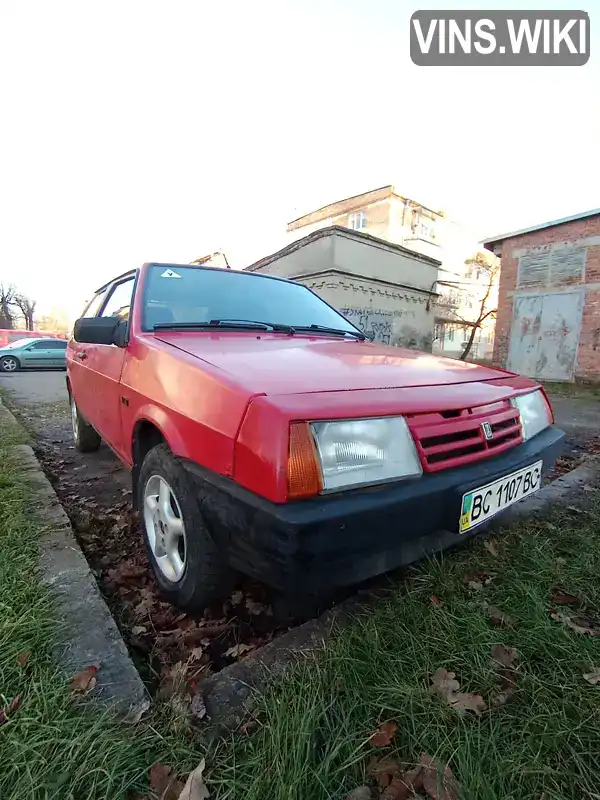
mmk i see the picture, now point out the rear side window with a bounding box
[47,341,67,349]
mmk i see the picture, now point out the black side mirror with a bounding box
[73,317,124,346]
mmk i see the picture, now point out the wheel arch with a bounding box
[131,411,188,506]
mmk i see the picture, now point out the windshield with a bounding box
[142,265,361,334]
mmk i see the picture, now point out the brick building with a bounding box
[483,208,600,382]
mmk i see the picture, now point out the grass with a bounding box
[542,380,600,399]
[211,505,600,800]
[4,393,600,798]
[0,412,204,800]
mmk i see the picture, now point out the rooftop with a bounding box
[483,207,600,247]
[245,225,442,273]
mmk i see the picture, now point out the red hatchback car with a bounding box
[67,263,564,612]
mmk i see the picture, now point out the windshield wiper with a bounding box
[293,324,367,341]
[153,319,296,333]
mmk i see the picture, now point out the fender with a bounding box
[130,403,191,463]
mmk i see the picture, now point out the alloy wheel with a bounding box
[143,474,187,582]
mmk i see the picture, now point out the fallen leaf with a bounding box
[550,587,580,606]
[451,692,486,716]
[551,610,600,636]
[190,692,207,721]
[430,595,443,606]
[176,758,210,799]
[566,505,584,514]
[463,571,494,592]
[430,668,486,716]
[420,753,461,800]
[484,539,499,557]
[190,646,204,661]
[131,625,147,636]
[382,767,424,800]
[0,694,22,726]
[17,651,31,668]
[584,668,600,685]
[485,605,513,627]
[490,644,518,670]
[245,597,267,615]
[467,580,483,592]
[224,643,254,659]
[369,720,398,747]
[230,590,243,605]
[491,690,516,707]
[69,665,98,694]
[149,763,185,800]
[429,668,460,703]
[583,484,596,492]
[345,788,372,800]
[369,756,401,789]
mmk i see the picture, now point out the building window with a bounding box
[447,327,455,342]
[419,222,436,241]
[348,211,367,231]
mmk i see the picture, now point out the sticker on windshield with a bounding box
[160,269,182,278]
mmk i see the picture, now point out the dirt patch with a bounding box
[545,434,600,481]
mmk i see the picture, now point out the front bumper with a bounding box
[184,426,565,594]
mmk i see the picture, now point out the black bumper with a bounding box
[185,426,565,594]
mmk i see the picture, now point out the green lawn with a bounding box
[2,402,600,799]
[0,413,202,799]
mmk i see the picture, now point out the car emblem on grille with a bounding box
[481,421,493,440]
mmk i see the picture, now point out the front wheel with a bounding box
[0,356,20,373]
[70,396,101,452]
[139,443,233,611]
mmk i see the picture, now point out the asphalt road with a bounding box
[0,369,67,405]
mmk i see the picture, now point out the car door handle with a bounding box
[76,352,87,360]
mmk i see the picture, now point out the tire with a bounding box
[0,356,20,373]
[138,443,233,611]
[70,396,101,452]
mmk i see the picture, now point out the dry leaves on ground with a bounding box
[484,539,499,557]
[224,643,254,659]
[356,753,460,800]
[69,665,99,694]
[549,587,580,606]
[429,668,486,716]
[0,694,22,726]
[490,644,519,706]
[149,763,185,800]
[583,668,600,685]
[550,610,600,636]
[17,651,31,668]
[485,605,514,627]
[463,571,494,592]
[176,759,210,800]
[369,721,398,748]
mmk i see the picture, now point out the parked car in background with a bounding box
[0,337,68,372]
[0,329,68,348]
[67,262,565,614]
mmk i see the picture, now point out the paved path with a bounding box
[0,370,67,405]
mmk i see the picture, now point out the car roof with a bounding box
[94,263,297,294]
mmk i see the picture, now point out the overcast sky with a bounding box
[0,0,598,318]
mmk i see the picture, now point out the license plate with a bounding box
[459,460,543,534]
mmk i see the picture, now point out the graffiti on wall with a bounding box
[340,306,431,351]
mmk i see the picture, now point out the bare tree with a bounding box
[0,283,16,329]
[12,293,37,331]
[435,255,499,362]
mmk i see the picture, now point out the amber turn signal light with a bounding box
[287,422,323,500]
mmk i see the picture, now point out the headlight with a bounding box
[511,390,552,441]
[311,416,422,492]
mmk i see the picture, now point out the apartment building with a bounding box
[287,185,499,359]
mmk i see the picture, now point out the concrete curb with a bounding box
[0,401,149,719]
[200,455,600,731]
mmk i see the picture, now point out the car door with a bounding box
[69,289,110,424]
[46,340,68,367]
[73,276,136,459]
[20,340,50,368]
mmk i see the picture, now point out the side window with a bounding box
[82,290,109,318]
[47,341,67,350]
[29,341,50,350]
[100,278,135,321]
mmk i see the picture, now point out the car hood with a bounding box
[154,332,512,395]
